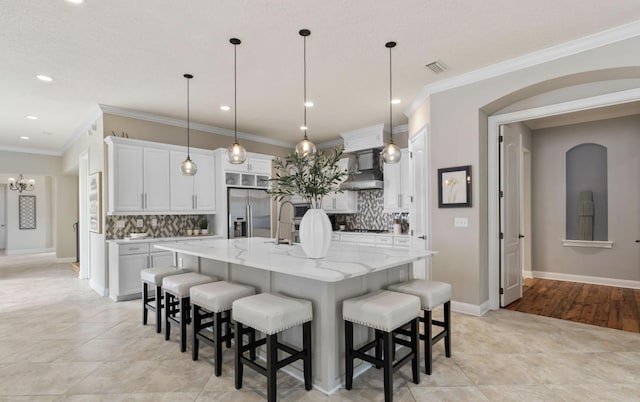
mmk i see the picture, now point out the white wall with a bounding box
[0,174,54,254]
[531,114,640,281]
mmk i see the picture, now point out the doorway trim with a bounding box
[79,150,90,279]
[487,87,640,310]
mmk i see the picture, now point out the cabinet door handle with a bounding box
[145,193,148,209]
[398,194,402,207]
[418,235,426,240]
[195,195,198,210]
[141,194,144,209]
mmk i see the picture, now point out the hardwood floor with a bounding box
[505,278,640,333]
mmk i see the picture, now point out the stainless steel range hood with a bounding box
[340,149,383,190]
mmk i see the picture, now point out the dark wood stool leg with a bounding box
[444,301,451,358]
[192,304,200,361]
[345,320,354,390]
[214,311,223,377]
[383,331,393,402]
[180,296,189,352]
[266,333,277,402]
[155,285,162,333]
[303,321,312,390]
[375,329,382,369]
[142,282,148,325]
[164,291,171,341]
[411,317,420,384]
[425,309,433,375]
[234,322,243,390]
[225,311,232,348]
[249,329,257,361]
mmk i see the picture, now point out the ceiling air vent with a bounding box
[425,60,447,74]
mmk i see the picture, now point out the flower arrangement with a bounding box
[268,146,349,208]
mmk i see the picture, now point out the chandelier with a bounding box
[8,174,35,192]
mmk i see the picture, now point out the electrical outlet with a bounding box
[454,217,468,228]
[136,219,143,228]
[400,270,406,282]
[178,257,183,268]
[151,218,157,227]
[116,220,125,229]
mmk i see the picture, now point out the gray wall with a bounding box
[532,115,640,281]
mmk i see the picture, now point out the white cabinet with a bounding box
[143,148,170,211]
[170,150,216,212]
[331,232,410,249]
[383,149,412,213]
[223,155,272,175]
[110,143,144,212]
[118,254,149,296]
[150,251,174,267]
[322,191,357,213]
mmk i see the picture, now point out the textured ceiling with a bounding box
[2,0,640,153]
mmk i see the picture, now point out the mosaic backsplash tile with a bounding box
[341,189,409,232]
[105,215,209,239]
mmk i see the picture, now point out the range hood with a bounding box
[340,149,383,190]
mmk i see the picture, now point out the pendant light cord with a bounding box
[389,44,393,144]
[234,42,238,144]
[187,76,191,157]
[303,33,308,140]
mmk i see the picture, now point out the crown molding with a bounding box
[99,104,295,149]
[0,145,61,156]
[316,138,343,150]
[60,105,104,155]
[404,19,640,118]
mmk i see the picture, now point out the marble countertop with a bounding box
[333,231,410,237]
[106,235,224,244]
[155,237,436,282]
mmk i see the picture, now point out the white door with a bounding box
[143,148,170,211]
[193,152,216,212]
[169,151,195,211]
[114,144,144,211]
[500,125,523,306]
[409,127,429,279]
[0,185,6,249]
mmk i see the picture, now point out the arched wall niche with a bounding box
[565,143,608,241]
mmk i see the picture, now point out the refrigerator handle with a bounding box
[248,204,254,237]
[246,204,251,237]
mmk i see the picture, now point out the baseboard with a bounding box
[89,280,108,297]
[4,248,55,255]
[57,257,76,263]
[523,270,533,279]
[451,300,491,317]
[530,270,640,289]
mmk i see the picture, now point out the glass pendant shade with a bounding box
[381,142,401,164]
[295,136,316,157]
[180,156,197,175]
[227,142,247,164]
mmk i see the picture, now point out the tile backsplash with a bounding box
[105,215,207,239]
[341,190,409,232]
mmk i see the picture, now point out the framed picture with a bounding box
[89,172,102,233]
[438,165,471,208]
[19,195,36,229]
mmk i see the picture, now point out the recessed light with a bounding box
[220,105,231,111]
[300,126,307,131]
[36,74,53,82]
[304,101,314,107]
[391,99,401,105]
[20,136,30,140]
[26,115,38,120]
[66,0,85,4]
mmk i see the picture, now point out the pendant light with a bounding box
[226,38,247,164]
[180,73,198,175]
[295,29,316,157]
[381,41,401,164]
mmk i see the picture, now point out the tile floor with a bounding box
[1,254,639,401]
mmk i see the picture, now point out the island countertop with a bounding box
[154,237,436,283]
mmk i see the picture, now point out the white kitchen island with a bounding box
[155,237,436,394]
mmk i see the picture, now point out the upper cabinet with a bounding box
[105,137,216,215]
[322,191,357,213]
[222,155,272,175]
[383,149,412,213]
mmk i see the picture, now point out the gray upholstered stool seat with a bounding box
[388,280,452,375]
[343,289,421,332]
[233,293,313,401]
[140,266,188,333]
[233,292,312,335]
[190,281,256,376]
[343,290,421,401]
[162,272,217,352]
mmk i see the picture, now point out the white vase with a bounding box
[298,208,332,258]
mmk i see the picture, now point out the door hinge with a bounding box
[499,232,504,239]
[410,195,414,203]
[499,135,504,143]
[499,190,503,198]
[409,151,413,158]
[499,287,504,295]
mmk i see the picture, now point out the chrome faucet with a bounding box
[275,200,295,245]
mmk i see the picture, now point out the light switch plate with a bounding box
[116,220,125,229]
[454,217,468,228]
[136,219,143,228]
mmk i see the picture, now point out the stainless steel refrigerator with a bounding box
[227,188,271,239]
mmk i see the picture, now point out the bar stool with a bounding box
[162,272,217,352]
[190,281,256,376]
[232,293,313,402]
[343,290,421,402]
[141,266,188,333]
[388,280,452,374]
